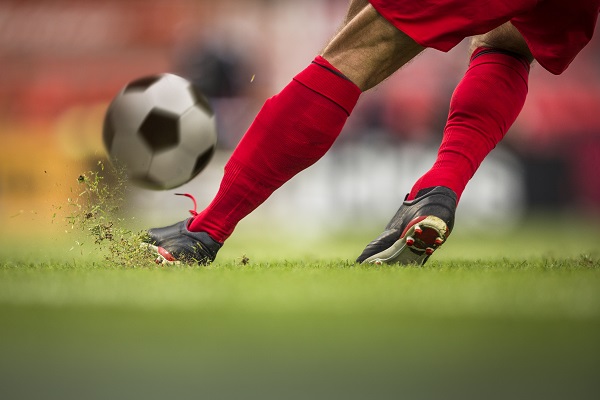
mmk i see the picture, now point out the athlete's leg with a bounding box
[356,23,534,265]
[187,3,423,242]
[408,22,532,202]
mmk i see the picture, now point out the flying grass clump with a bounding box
[66,160,151,268]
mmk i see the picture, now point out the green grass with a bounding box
[1,218,600,400]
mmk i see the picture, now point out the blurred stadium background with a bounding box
[1,0,600,240]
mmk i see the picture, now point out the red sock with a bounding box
[408,47,531,202]
[188,56,361,242]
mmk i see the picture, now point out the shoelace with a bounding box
[175,193,198,217]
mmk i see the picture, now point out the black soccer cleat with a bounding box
[143,194,222,265]
[144,219,222,265]
[356,186,457,266]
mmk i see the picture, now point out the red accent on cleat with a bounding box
[406,237,415,247]
[414,225,423,235]
[426,248,434,255]
[435,238,444,245]
[157,247,177,262]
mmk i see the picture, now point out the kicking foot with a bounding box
[143,194,222,265]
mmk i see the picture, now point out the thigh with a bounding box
[342,0,371,24]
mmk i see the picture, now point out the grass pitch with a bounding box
[1,205,600,400]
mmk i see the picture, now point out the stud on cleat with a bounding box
[406,237,415,247]
[414,225,423,235]
[425,247,434,256]
[435,237,444,246]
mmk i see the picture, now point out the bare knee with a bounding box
[470,22,534,62]
[322,5,424,91]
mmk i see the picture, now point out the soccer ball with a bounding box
[102,73,217,190]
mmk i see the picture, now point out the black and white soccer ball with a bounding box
[103,73,217,190]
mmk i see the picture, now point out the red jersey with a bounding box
[368,0,600,74]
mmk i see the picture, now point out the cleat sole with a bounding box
[361,215,448,266]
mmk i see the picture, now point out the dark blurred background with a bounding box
[1,0,599,237]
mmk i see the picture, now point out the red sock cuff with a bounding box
[293,55,362,115]
[470,47,531,82]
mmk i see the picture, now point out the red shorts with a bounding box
[369,0,600,74]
